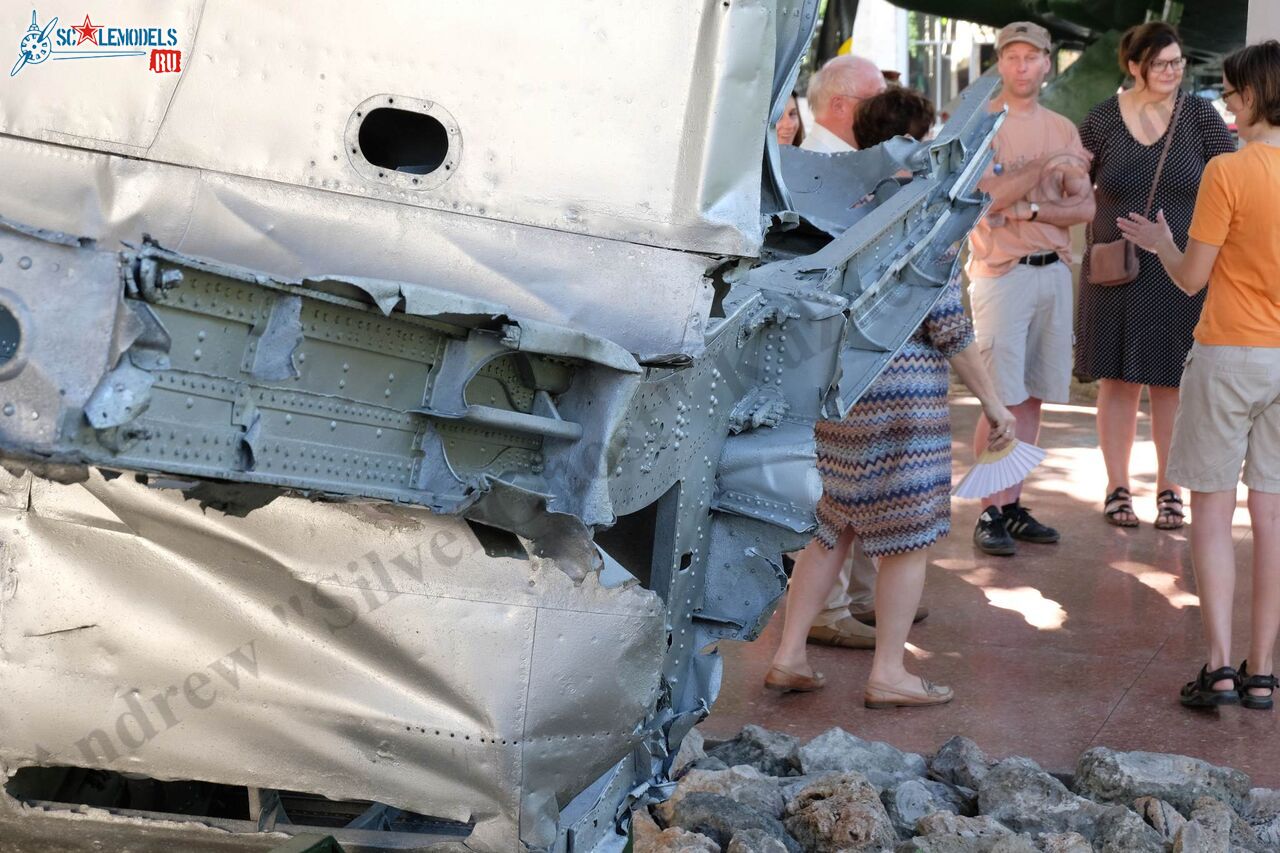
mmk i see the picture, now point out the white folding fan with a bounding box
[952,439,1047,499]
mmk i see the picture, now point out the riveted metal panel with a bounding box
[0,21,1004,848]
[0,0,775,257]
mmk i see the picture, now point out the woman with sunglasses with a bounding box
[1118,41,1280,710]
[1076,22,1236,532]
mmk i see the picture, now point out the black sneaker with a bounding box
[974,506,1015,556]
[1002,502,1060,544]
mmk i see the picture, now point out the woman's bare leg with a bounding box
[1248,490,1280,688]
[1097,379,1142,523]
[1149,384,1181,495]
[771,528,856,674]
[867,548,929,690]
[1191,490,1240,690]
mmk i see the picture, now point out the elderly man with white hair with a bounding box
[801,54,887,153]
[796,53,926,654]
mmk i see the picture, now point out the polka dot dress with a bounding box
[1075,93,1236,387]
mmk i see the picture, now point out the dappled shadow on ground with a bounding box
[705,392,1279,784]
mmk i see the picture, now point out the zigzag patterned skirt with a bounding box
[813,333,953,558]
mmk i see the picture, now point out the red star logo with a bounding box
[71,15,101,46]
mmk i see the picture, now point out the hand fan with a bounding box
[952,439,1047,499]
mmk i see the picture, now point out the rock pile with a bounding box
[636,727,1280,852]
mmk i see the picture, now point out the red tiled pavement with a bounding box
[703,394,1280,786]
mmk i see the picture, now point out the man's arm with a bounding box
[978,157,1046,212]
[981,148,1094,215]
[1006,195,1095,228]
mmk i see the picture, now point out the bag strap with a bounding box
[1143,90,1185,218]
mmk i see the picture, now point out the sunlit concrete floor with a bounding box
[705,393,1280,786]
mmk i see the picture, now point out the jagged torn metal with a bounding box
[0,68,1000,853]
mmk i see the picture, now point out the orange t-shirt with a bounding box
[967,104,1091,279]
[1187,143,1280,347]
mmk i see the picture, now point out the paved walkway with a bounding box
[704,394,1280,786]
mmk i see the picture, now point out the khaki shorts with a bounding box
[1168,343,1280,493]
[968,262,1074,406]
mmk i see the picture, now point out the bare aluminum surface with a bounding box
[0,0,772,259]
[0,470,662,851]
[0,3,1002,848]
[0,134,716,362]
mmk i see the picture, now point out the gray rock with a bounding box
[1093,807,1168,853]
[1253,818,1280,850]
[635,807,663,836]
[915,812,1013,838]
[666,793,800,853]
[929,737,993,791]
[638,828,722,853]
[686,756,731,773]
[1133,796,1187,842]
[930,780,977,815]
[1074,747,1251,814]
[672,727,706,779]
[784,771,898,853]
[1245,787,1280,847]
[1047,772,1075,790]
[1244,786,1280,821]
[1172,818,1228,853]
[978,760,1162,853]
[882,779,975,838]
[634,807,722,853]
[799,728,929,790]
[894,835,1037,853]
[781,772,844,802]
[1038,833,1091,853]
[727,829,789,853]
[1189,796,1265,852]
[708,725,803,778]
[987,840,1040,853]
[655,765,785,824]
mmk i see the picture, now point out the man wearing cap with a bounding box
[968,22,1095,556]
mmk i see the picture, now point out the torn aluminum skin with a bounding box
[0,1,1002,849]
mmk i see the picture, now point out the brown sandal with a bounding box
[1104,487,1139,528]
[764,664,825,693]
[1155,489,1185,530]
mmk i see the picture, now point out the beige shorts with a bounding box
[968,262,1074,406]
[1167,343,1280,493]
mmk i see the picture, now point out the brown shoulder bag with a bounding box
[1087,91,1184,286]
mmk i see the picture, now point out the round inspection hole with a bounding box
[0,304,20,366]
[357,107,451,176]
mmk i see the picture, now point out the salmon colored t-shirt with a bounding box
[1187,143,1280,347]
[967,103,1091,279]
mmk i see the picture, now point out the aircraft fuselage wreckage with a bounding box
[0,2,1000,850]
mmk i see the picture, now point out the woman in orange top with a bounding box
[1119,41,1280,711]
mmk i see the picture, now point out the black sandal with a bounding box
[1155,489,1185,531]
[1239,660,1278,710]
[1180,664,1240,708]
[1104,487,1139,528]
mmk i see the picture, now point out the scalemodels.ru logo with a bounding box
[10,10,182,76]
